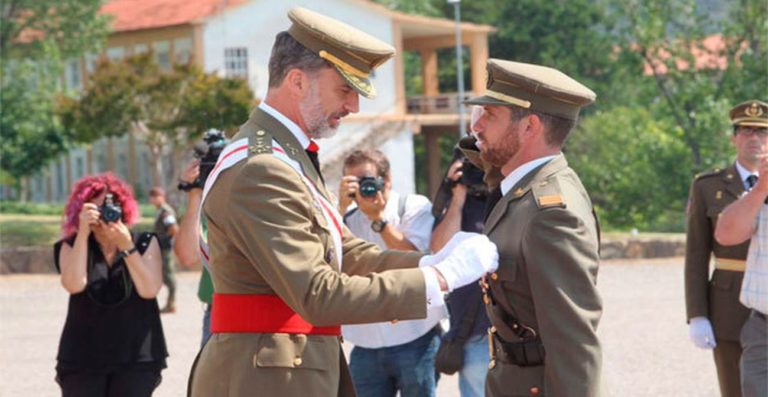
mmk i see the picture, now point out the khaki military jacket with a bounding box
[189,107,427,397]
[483,155,603,397]
[684,164,751,341]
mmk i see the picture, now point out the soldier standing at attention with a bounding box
[685,99,768,397]
[148,187,178,314]
[460,59,603,396]
[188,7,498,397]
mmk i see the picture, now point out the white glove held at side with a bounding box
[431,233,498,291]
[689,317,717,349]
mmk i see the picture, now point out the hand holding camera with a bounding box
[339,175,387,220]
[179,130,227,191]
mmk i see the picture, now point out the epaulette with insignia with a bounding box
[532,179,566,209]
[694,167,724,180]
[249,129,273,155]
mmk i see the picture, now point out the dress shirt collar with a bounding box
[736,161,758,190]
[258,101,312,150]
[500,154,558,196]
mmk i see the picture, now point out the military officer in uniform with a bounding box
[684,100,767,397]
[188,7,498,397]
[460,59,603,396]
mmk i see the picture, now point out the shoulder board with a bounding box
[532,178,566,209]
[248,129,273,156]
[694,167,724,180]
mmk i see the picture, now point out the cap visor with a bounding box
[463,95,509,107]
[334,65,377,99]
[736,121,768,128]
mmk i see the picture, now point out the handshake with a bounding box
[419,232,499,291]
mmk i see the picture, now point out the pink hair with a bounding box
[61,172,140,238]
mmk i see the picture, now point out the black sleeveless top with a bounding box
[54,232,168,372]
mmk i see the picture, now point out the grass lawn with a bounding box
[0,214,154,248]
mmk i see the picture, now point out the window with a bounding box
[106,47,124,61]
[154,41,170,70]
[174,38,193,65]
[134,43,148,54]
[64,58,82,90]
[224,47,248,79]
[85,52,99,73]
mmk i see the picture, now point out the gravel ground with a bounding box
[0,258,719,396]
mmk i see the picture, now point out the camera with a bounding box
[100,193,123,223]
[459,158,488,197]
[358,176,384,198]
[184,129,228,190]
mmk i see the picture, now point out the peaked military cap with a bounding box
[465,59,596,120]
[287,7,395,99]
[730,100,768,128]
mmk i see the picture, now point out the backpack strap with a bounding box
[398,193,408,219]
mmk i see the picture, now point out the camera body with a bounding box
[358,176,384,198]
[100,193,123,223]
[191,129,228,189]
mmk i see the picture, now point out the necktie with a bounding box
[747,174,758,190]
[483,187,503,222]
[305,140,323,182]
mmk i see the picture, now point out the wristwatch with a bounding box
[371,220,388,233]
[117,246,138,259]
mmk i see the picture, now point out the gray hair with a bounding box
[268,32,331,88]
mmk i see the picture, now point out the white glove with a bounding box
[689,317,717,349]
[431,234,499,291]
[419,231,480,268]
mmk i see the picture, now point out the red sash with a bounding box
[210,293,341,336]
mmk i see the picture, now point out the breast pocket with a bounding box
[253,334,333,371]
[496,256,519,288]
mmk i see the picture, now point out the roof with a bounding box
[101,0,495,36]
[643,34,741,75]
[101,0,248,32]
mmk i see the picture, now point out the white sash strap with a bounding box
[196,137,343,272]
[198,138,251,270]
[271,140,343,271]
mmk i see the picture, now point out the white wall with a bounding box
[203,0,398,116]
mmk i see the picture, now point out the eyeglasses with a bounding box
[737,127,768,137]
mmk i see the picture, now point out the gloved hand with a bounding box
[689,317,717,349]
[430,234,498,291]
[418,231,480,268]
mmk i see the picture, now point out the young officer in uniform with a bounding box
[188,7,498,397]
[460,59,603,396]
[684,100,767,397]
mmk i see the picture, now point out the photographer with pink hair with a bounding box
[55,172,168,397]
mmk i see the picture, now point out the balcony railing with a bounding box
[406,93,473,115]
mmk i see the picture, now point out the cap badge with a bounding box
[746,102,763,118]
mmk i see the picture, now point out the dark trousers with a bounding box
[57,368,161,397]
[713,339,743,397]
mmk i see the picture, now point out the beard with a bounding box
[299,82,341,139]
[480,124,521,167]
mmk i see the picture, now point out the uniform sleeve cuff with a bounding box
[420,267,446,310]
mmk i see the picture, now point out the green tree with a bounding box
[58,53,253,189]
[616,0,767,171]
[0,0,109,199]
[568,106,695,231]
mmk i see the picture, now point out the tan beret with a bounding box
[730,100,768,128]
[287,7,395,99]
[465,59,596,120]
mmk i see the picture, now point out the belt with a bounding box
[211,294,341,336]
[714,257,746,272]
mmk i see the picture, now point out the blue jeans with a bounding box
[200,304,212,348]
[459,334,490,397]
[349,327,440,397]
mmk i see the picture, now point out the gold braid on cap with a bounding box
[486,90,532,109]
[319,50,370,78]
